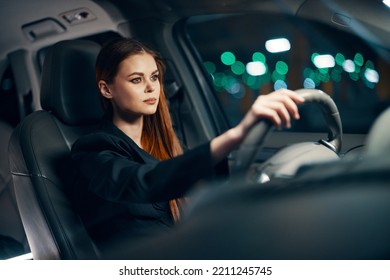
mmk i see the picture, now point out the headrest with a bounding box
[365,106,390,157]
[40,40,104,125]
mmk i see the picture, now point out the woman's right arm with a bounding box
[71,133,217,203]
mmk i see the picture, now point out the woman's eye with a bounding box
[130,77,141,83]
[151,74,159,81]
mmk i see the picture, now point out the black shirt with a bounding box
[70,120,226,246]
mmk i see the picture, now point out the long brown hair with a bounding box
[95,38,184,221]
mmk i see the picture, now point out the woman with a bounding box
[70,38,304,248]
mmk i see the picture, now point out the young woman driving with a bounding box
[70,38,304,249]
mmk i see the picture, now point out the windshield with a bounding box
[186,13,390,134]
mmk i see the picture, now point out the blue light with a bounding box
[274,80,287,90]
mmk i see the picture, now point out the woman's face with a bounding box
[102,52,161,120]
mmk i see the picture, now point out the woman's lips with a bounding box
[143,98,157,105]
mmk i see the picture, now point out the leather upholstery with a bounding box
[40,40,103,125]
[8,40,103,259]
[0,120,28,258]
[365,107,390,157]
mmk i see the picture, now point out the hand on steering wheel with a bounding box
[232,89,342,176]
[245,89,304,130]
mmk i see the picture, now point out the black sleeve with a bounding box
[71,133,221,203]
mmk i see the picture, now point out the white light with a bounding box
[343,59,356,73]
[265,38,291,53]
[383,0,390,8]
[246,61,267,76]
[313,54,335,68]
[365,69,380,83]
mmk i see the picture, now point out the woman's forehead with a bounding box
[118,53,158,74]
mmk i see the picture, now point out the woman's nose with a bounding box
[145,82,155,93]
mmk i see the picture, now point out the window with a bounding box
[186,13,390,134]
[0,66,19,126]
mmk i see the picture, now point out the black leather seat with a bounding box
[0,120,28,259]
[364,106,390,157]
[8,40,104,259]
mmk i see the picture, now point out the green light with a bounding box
[303,67,314,79]
[242,73,256,87]
[213,72,226,88]
[318,67,329,74]
[331,68,342,82]
[355,65,361,74]
[225,76,241,94]
[335,53,345,66]
[319,71,330,83]
[261,71,272,84]
[305,68,316,80]
[354,53,364,67]
[365,60,375,70]
[349,72,359,81]
[364,79,376,89]
[275,61,288,75]
[306,70,320,86]
[231,61,246,75]
[221,51,236,66]
[252,52,266,63]
[311,53,319,64]
[242,72,262,89]
[272,70,285,82]
[203,61,216,74]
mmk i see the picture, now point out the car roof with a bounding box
[1,0,389,111]
[1,0,390,58]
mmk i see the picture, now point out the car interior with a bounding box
[0,0,389,259]
[8,40,104,260]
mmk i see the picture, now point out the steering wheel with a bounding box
[231,89,343,179]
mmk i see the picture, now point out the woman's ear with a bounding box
[98,80,113,99]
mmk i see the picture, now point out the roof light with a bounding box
[265,38,291,53]
[383,0,390,8]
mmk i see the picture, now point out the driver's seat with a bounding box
[8,40,104,259]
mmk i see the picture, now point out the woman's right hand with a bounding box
[210,88,304,164]
[239,88,304,133]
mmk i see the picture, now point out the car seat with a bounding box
[364,106,390,157]
[8,40,104,259]
[0,120,28,259]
